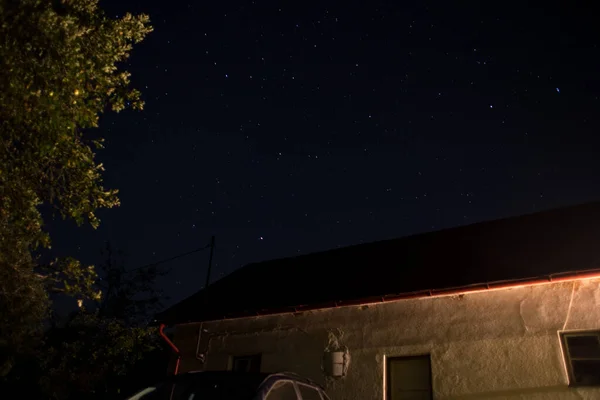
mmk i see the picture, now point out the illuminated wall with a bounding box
[171,277,600,399]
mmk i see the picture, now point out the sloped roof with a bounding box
[156,201,600,325]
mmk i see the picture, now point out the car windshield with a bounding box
[127,372,268,400]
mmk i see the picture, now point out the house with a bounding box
[155,202,600,399]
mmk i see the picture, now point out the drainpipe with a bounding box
[159,323,181,375]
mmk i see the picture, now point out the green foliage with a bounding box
[0,0,153,383]
[0,0,152,237]
[40,257,103,301]
[0,253,49,376]
[38,243,169,399]
[98,242,170,324]
[41,311,161,400]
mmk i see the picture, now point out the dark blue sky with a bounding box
[50,0,600,309]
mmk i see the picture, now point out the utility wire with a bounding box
[124,243,212,274]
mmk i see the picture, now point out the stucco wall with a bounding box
[171,278,600,399]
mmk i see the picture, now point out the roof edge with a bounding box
[169,267,600,326]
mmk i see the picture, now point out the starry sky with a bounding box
[49,0,600,309]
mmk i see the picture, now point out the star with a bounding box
[51,0,600,317]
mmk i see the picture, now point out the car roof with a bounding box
[125,371,327,400]
[153,370,323,389]
[266,371,325,389]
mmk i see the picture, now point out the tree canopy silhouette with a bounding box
[0,0,152,377]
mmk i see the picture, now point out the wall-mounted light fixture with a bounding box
[324,350,350,377]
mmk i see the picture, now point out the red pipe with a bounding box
[159,323,181,375]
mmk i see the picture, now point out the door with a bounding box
[387,355,433,400]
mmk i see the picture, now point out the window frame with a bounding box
[560,330,600,387]
[386,354,433,400]
[231,353,262,373]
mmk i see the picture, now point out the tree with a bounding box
[0,0,152,376]
[97,242,170,325]
[41,312,163,400]
[40,243,170,399]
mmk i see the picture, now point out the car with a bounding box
[125,371,331,400]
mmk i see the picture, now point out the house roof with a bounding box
[156,201,600,325]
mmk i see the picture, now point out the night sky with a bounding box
[50,0,600,309]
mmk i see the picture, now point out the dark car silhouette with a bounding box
[126,371,331,400]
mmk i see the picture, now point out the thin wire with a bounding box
[124,243,212,274]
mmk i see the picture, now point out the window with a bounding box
[265,381,299,400]
[231,353,262,372]
[561,331,600,386]
[387,355,433,400]
[297,383,322,400]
